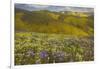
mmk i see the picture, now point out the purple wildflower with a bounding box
[40,51,48,58]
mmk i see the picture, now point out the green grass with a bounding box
[15,8,94,65]
[15,9,94,37]
[15,32,94,65]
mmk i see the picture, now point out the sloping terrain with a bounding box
[15,8,94,37]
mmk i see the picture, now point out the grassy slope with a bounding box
[15,9,94,65]
[15,8,94,37]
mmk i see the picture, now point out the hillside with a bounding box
[15,8,94,37]
[15,4,94,65]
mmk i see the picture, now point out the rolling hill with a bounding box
[15,8,94,37]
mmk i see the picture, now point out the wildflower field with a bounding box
[15,4,94,65]
[15,32,94,65]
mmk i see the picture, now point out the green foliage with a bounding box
[15,9,94,37]
[15,32,94,65]
[15,9,94,65]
